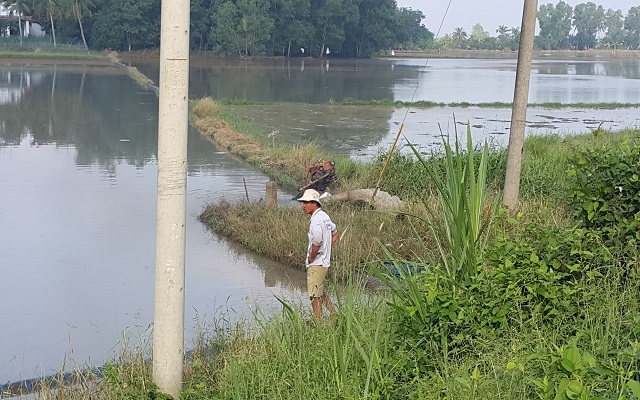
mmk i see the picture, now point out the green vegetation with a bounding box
[0,0,430,57]
[3,0,639,55]
[190,122,640,399]
[438,3,640,51]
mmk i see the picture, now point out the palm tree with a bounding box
[72,0,94,50]
[451,27,468,49]
[4,0,31,47]
[496,24,509,48]
[33,0,61,48]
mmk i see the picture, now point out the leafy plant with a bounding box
[569,137,640,248]
[530,341,640,400]
[409,123,499,286]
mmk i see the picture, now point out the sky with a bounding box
[395,0,639,36]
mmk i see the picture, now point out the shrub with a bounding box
[569,138,640,248]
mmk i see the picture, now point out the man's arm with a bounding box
[307,244,320,264]
[331,231,339,246]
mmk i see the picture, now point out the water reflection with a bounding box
[123,55,640,105]
[124,55,410,103]
[535,60,640,79]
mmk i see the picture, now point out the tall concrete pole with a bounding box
[152,0,190,395]
[502,0,538,210]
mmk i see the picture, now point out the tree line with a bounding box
[1,0,639,56]
[438,1,640,51]
[0,0,431,57]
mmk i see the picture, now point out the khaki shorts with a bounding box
[307,265,328,299]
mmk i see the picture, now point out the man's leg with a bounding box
[321,292,337,316]
[307,266,328,320]
[311,297,323,320]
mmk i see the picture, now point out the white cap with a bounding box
[297,189,322,207]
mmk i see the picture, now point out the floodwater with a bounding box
[0,65,307,384]
[2,55,639,384]
[125,55,640,157]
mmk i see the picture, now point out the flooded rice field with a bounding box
[227,104,639,159]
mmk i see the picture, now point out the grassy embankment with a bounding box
[193,96,636,276]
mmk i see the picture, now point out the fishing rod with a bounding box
[370,0,454,204]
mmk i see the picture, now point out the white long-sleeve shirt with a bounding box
[306,208,337,268]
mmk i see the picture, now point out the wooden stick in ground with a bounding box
[243,177,250,203]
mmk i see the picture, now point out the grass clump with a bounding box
[199,200,432,276]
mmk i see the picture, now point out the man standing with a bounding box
[297,189,338,320]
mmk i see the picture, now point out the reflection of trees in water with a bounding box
[536,60,640,78]
[125,56,409,104]
[0,67,159,168]
[0,66,287,174]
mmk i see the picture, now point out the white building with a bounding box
[0,3,35,37]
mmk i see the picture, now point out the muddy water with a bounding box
[0,65,307,384]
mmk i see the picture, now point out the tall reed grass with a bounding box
[409,124,498,284]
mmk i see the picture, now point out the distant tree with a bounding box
[572,1,605,49]
[496,24,510,49]
[210,1,242,55]
[451,27,467,48]
[33,0,62,47]
[510,26,521,50]
[470,23,488,40]
[270,0,312,57]
[71,0,94,50]
[435,33,452,50]
[236,0,274,56]
[312,0,358,58]
[468,23,490,49]
[603,8,625,48]
[394,7,432,49]
[624,6,640,48]
[190,0,213,51]
[537,1,573,50]
[346,0,396,58]
[91,0,160,51]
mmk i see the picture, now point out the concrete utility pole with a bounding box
[152,0,190,395]
[502,0,538,210]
